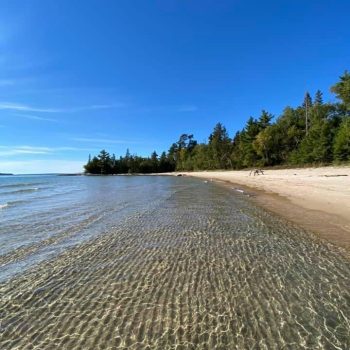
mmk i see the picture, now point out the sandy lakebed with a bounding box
[1,174,349,349]
[169,166,350,251]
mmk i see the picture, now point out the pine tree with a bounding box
[258,110,273,129]
[331,71,350,111]
[333,117,350,161]
[98,149,111,174]
[314,90,323,105]
[208,123,232,169]
[151,151,159,172]
[303,92,312,135]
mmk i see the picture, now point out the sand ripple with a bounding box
[1,180,349,349]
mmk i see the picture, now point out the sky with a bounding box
[0,0,349,174]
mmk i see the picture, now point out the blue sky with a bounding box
[0,0,349,173]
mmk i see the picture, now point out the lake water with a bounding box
[1,175,349,349]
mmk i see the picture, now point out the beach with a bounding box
[174,166,350,250]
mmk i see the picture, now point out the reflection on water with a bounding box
[1,176,349,349]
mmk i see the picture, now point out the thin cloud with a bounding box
[0,102,124,113]
[0,145,93,157]
[68,103,125,112]
[71,137,133,144]
[0,102,60,113]
[0,146,51,157]
[55,146,93,151]
[13,114,58,122]
[139,105,198,113]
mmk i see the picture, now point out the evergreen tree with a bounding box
[314,90,323,105]
[83,70,349,173]
[239,117,261,167]
[331,71,350,111]
[303,92,312,135]
[151,151,159,172]
[333,117,350,161]
[303,92,313,108]
[208,123,232,169]
[294,118,332,164]
[258,110,273,129]
[84,156,100,174]
[98,149,112,174]
[159,151,174,172]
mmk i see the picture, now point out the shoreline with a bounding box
[171,166,350,251]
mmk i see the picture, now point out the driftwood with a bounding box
[323,174,348,177]
[249,169,264,176]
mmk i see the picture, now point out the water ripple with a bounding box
[0,177,349,349]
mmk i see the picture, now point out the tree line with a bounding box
[84,71,350,174]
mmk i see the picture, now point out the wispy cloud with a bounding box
[55,146,93,151]
[13,113,58,122]
[139,104,198,113]
[0,102,124,113]
[0,146,51,157]
[71,137,133,144]
[0,102,59,113]
[0,145,92,157]
[68,103,125,112]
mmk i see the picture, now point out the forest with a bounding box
[84,71,350,174]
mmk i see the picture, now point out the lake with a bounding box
[1,175,349,349]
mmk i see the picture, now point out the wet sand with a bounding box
[173,166,350,250]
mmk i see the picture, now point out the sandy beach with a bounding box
[174,166,350,250]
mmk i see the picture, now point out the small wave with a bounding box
[1,187,39,195]
[233,188,245,193]
[0,182,44,189]
[0,199,29,209]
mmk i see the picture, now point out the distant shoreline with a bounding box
[168,166,350,252]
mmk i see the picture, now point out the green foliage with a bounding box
[84,70,349,173]
[331,71,350,110]
[314,90,323,105]
[303,92,313,109]
[171,134,198,171]
[291,119,332,164]
[208,123,232,169]
[333,117,350,161]
[84,149,175,174]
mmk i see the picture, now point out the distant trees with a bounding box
[84,70,350,174]
[84,149,175,174]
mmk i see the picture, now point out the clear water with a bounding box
[0,175,349,349]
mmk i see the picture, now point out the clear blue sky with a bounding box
[0,0,349,173]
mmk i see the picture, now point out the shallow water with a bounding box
[1,175,349,349]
